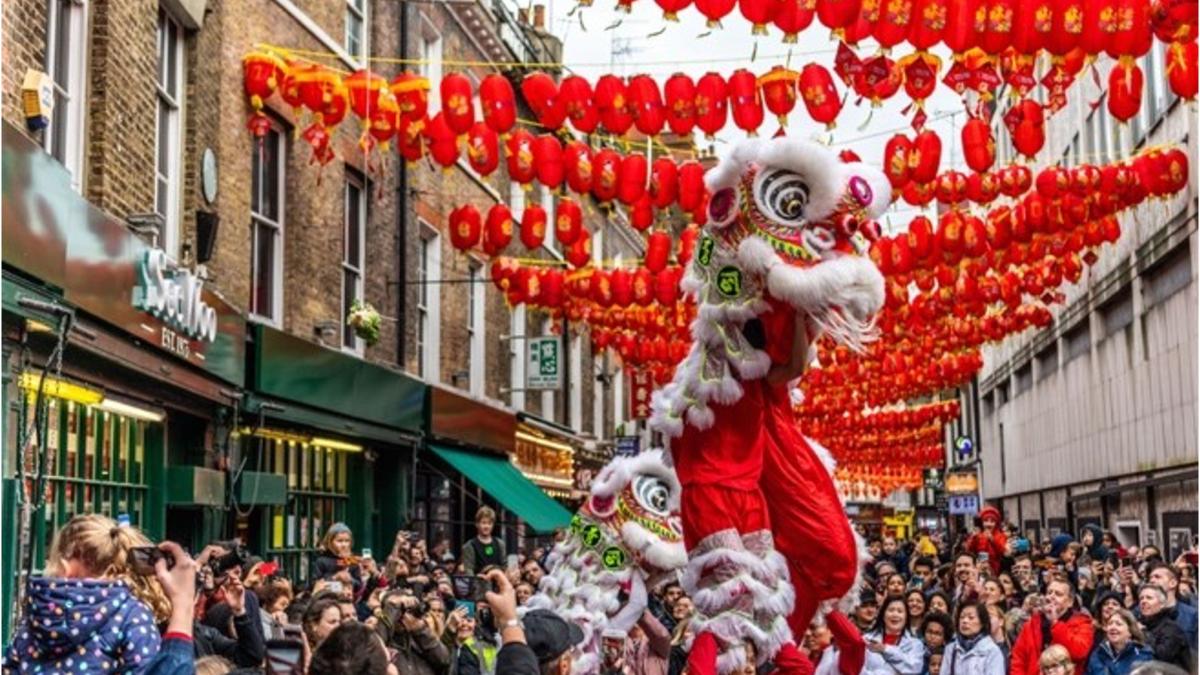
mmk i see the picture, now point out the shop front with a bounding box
[1,123,246,639]
[417,386,572,559]
[240,324,425,582]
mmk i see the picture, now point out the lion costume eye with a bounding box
[632,475,671,517]
[753,168,810,227]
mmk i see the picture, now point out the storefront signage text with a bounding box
[133,249,218,349]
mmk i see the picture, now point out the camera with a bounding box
[130,546,174,576]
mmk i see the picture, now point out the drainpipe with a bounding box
[396,0,410,368]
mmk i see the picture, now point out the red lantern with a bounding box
[506,129,536,186]
[664,74,697,136]
[560,76,599,134]
[344,69,387,124]
[903,181,936,206]
[979,0,1015,54]
[556,198,584,246]
[678,162,707,212]
[854,55,902,105]
[678,225,701,263]
[1044,0,1084,57]
[962,116,996,173]
[818,0,863,33]
[695,73,729,138]
[449,204,483,251]
[908,0,948,50]
[440,73,475,135]
[466,122,499,175]
[564,142,594,195]
[873,0,915,50]
[937,210,966,262]
[632,267,655,307]
[884,134,914,189]
[425,112,460,169]
[612,269,635,307]
[480,74,516,135]
[655,267,682,305]
[697,0,737,27]
[243,51,286,136]
[727,69,764,136]
[1107,60,1143,122]
[491,257,519,293]
[397,119,426,165]
[900,52,940,110]
[1151,0,1199,43]
[740,0,782,33]
[758,67,800,126]
[657,0,693,19]
[908,215,935,262]
[1107,0,1152,59]
[1168,42,1198,100]
[1004,98,1045,158]
[650,158,680,209]
[943,0,981,53]
[542,269,565,309]
[628,75,666,136]
[570,234,595,270]
[909,130,941,183]
[936,170,968,204]
[645,231,672,272]
[632,196,655,230]
[999,164,1033,196]
[592,149,622,203]
[530,135,563,190]
[775,0,817,41]
[595,75,634,135]
[484,204,514,256]
[619,154,649,206]
[367,90,400,149]
[798,63,842,128]
[391,72,430,125]
[1079,0,1118,55]
[522,72,567,131]
[521,204,548,250]
[966,172,999,203]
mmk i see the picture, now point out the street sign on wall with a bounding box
[630,369,653,419]
[948,495,980,515]
[527,336,561,390]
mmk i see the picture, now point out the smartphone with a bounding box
[978,552,990,562]
[282,624,304,641]
[458,600,476,618]
[361,548,372,560]
[265,638,304,674]
[129,546,173,576]
[452,575,491,603]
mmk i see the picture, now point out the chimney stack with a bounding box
[533,4,546,28]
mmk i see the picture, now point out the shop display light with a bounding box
[95,398,166,423]
[19,373,104,406]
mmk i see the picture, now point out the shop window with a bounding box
[1064,321,1091,364]
[262,438,352,582]
[15,387,158,569]
[468,262,485,395]
[44,0,88,191]
[345,0,367,62]
[342,171,366,353]
[417,223,441,380]
[509,304,526,410]
[155,8,184,256]
[251,124,285,325]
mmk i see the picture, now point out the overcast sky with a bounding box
[550,1,973,235]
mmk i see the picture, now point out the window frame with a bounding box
[341,171,367,354]
[417,223,442,381]
[419,15,443,112]
[155,7,185,257]
[539,317,556,421]
[510,303,527,410]
[250,123,286,326]
[467,260,486,396]
[344,0,368,63]
[44,0,89,192]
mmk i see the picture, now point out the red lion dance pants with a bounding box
[674,379,859,675]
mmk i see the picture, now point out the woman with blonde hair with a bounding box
[311,522,364,595]
[3,513,200,674]
[1040,645,1076,675]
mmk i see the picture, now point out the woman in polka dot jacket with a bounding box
[4,514,196,674]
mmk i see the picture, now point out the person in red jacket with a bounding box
[1009,576,1094,675]
[967,506,1007,576]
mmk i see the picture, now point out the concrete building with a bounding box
[967,47,1198,556]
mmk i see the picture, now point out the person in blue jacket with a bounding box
[1086,609,1153,675]
[4,514,198,675]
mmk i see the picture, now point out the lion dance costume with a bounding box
[526,449,687,674]
[649,138,889,674]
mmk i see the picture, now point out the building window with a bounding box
[593,358,606,439]
[1036,342,1058,381]
[1064,321,1091,364]
[510,304,526,410]
[468,262,485,396]
[345,0,367,61]
[419,18,442,111]
[1101,287,1134,337]
[342,172,366,353]
[251,125,285,324]
[541,187,556,254]
[44,0,88,191]
[1143,243,1192,309]
[569,333,582,431]
[417,226,441,380]
[155,8,184,255]
[1013,362,1033,396]
[613,367,625,431]
[260,437,351,582]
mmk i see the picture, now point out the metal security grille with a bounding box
[260,437,350,583]
[23,395,154,567]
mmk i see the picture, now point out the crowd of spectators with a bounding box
[3,504,1197,675]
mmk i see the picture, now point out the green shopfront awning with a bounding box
[429,444,572,534]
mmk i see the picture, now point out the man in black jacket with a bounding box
[484,569,583,675]
[194,577,267,667]
[1140,584,1191,672]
